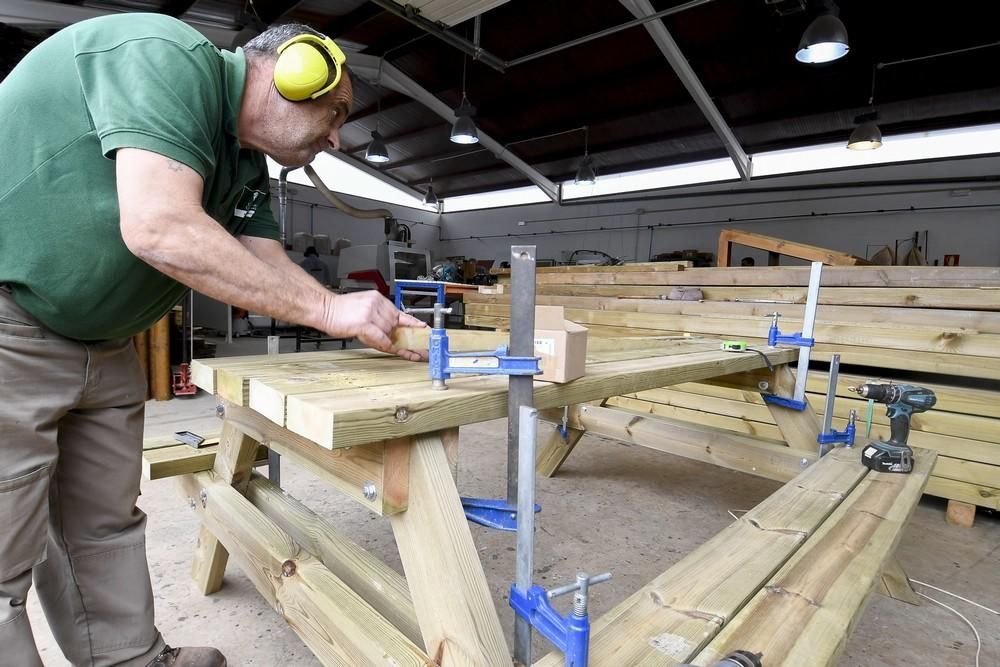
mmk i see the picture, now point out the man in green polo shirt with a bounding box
[0,13,425,667]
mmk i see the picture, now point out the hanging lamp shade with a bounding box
[450,98,479,144]
[423,185,439,206]
[365,130,390,163]
[796,12,850,64]
[847,120,883,150]
[574,155,597,185]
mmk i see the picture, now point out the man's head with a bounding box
[740,256,755,267]
[240,24,353,167]
[304,246,318,257]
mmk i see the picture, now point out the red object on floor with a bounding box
[172,362,198,397]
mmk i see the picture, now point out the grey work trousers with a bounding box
[0,287,166,666]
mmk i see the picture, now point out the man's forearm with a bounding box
[130,209,329,329]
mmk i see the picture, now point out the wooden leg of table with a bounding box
[767,365,823,452]
[442,427,460,484]
[389,432,509,666]
[946,499,976,527]
[877,557,921,606]
[190,419,262,594]
[536,422,585,478]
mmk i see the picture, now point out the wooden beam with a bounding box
[149,313,171,401]
[535,447,868,666]
[220,402,407,515]
[142,442,267,480]
[764,366,823,453]
[190,420,261,595]
[535,421,585,478]
[563,404,813,482]
[191,348,383,395]
[486,284,1000,310]
[717,229,871,267]
[490,261,689,276]
[466,303,1000,358]
[945,499,977,527]
[877,558,921,606]
[388,432,510,666]
[465,292,1000,334]
[282,348,796,449]
[495,266,1000,288]
[691,449,934,666]
[244,474,423,647]
[178,473,433,665]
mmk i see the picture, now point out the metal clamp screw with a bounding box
[362,481,378,501]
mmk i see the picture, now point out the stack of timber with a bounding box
[467,264,1000,511]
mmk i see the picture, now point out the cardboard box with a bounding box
[533,306,588,383]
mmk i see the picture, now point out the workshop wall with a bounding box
[438,154,1000,268]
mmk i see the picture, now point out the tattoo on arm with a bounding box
[166,159,185,172]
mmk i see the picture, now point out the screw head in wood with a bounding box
[394,407,410,422]
[362,481,378,501]
[281,560,297,577]
[188,497,196,510]
[200,489,208,508]
[215,404,225,417]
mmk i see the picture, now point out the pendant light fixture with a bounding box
[574,126,597,185]
[847,65,883,150]
[366,58,391,163]
[450,55,479,144]
[796,0,849,64]
[423,178,439,207]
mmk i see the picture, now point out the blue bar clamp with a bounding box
[761,312,814,412]
[404,301,542,532]
[510,572,611,667]
[394,279,445,310]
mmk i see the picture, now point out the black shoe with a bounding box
[146,645,227,667]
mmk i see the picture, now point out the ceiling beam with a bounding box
[349,53,559,201]
[322,150,428,201]
[620,0,752,181]
[0,0,239,45]
[343,122,449,155]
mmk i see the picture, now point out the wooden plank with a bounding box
[926,476,1000,510]
[252,338,721,428]
[388,432,509,666]
[191,420,261,595]
[764,366,824,453]
[491,261,690,275]
[692,450,934,667]
[606,396,785,440]
[142,443,267,480]
[220,402,402,515]
[465,292,1000,334]
[245,474,422,647]
[284,348,796,449]
[717,229,870,267]
[466,303,1000,358]
[535,447,867,666]
[563,404,813,482]
[520,266,1000,288]
[191,348,383,394]
[507,284,1000,309]
[179,473,433,666]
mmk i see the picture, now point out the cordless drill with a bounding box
[848,383,937,473]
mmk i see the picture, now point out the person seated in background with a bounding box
[300,245,331,286]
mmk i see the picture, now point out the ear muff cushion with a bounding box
[274,41,331,101]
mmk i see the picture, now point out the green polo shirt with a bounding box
[0,13,278,341]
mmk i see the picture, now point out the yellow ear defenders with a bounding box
[273,33,347,102]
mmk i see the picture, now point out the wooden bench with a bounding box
[532,439,934,666]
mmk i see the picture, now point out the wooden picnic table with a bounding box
[153,332,931,666]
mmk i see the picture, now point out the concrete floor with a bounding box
[27,335,1000,666]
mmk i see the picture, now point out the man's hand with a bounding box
[324,291,427,361]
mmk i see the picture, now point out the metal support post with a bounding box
[793,261,823,404]
[514,405,539,666]
[507,246,537,505]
